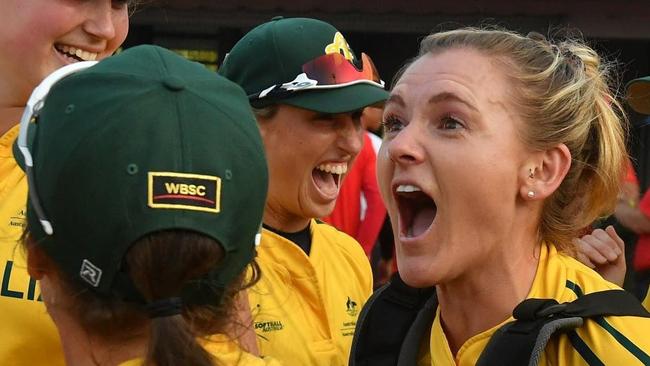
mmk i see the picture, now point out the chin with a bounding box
[308,201,337,220]
[397,260,439,288]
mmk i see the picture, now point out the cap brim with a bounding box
[12,125,35,172]
[280,83,389,113]
[627,77,650,115]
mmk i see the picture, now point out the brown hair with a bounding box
[405,27,627,252]
[28,230,260,366]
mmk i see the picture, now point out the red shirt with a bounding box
[634,191,650,271]
[323,132,386,256]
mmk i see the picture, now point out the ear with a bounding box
[26,243,50,280]
[519,143,571,201]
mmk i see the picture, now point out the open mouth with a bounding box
[395,184,437,238]
[54,44,98,62]
[312,162,347,198]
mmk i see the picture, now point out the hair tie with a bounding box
[145,297,183,319]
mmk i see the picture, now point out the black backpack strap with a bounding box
[476,290,650,366]
[397,291,438,366]
[349,273,436,366]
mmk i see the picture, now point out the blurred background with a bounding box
[126,0,650,185]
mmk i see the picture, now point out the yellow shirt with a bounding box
[644,289,649,311]
[118,334,281,365]
[0,125,64,365]
[250,220,373,366]
[424,242,650,365]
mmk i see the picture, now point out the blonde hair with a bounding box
[410,28,627,252]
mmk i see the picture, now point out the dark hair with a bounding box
[26,230,260,366]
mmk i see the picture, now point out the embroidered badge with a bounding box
[148,172,221,213]
[346,296,358,316]
[325,32,354,61]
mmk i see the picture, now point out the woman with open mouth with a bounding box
[351,28,650,365]
[218,17,389,366]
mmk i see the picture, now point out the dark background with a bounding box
[126,0,650,189]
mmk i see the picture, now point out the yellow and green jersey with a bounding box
[644,289,649,311]
[0,125,64,365]
[250,220,373,366]
[119,334,282,365]
[421,242,650,365]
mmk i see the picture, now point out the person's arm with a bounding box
[355,134,386,257]
[615,201,650,234]
[615,187,650,234]
[575,226,626,286]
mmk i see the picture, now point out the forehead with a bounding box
[391,48,513,108]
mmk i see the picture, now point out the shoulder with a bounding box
[552,246,620,298]
[312,220,368,261]
[548,247,650,364]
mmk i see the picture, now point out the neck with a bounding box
[0,81,28,136]
[263,201,311,233]
[436,226,541,355]
[0,106,22,137]
[51,309,147,366]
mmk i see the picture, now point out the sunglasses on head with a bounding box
[250,52,385,101]
[18,61,98,235]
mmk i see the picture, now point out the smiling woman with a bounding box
[351,27,650,365]
[0,1,130,365]
[219,17,388,365]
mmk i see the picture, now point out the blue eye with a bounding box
[381,114,405,134]
[441,115,464,130]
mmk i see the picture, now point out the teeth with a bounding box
[396,184,421,193]
[56,45,98,61]
[316,163,348,175]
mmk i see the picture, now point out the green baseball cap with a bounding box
[21,45,268,304]
[218,17,389,113]
[627,76,650,115]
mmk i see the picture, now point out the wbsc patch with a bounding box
[148,172,221,213]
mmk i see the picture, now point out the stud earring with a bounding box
[528,168,535,179]
[527,190,535,198]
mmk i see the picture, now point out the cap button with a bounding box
[162,76,185,91]
[271,16,284,21]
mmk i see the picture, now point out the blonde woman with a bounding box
[353,28,650,365]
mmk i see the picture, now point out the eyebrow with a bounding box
[386,92,478,112]
[385,94,406,107]
[428,92,478,112]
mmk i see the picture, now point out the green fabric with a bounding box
[218,17,388,113]
[26,45,268,304]
[626,76,650,115]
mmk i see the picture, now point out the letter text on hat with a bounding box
[148,172,221,213]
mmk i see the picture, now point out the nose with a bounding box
[82,2,118,41]
[337,114,363,158]
[386,123,424,165]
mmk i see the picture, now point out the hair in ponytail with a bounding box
[28,230,259,366]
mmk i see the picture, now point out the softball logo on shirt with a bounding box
[148,172,221,213]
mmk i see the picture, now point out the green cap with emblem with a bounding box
[23,45,268,304]
[218,16,389,113]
